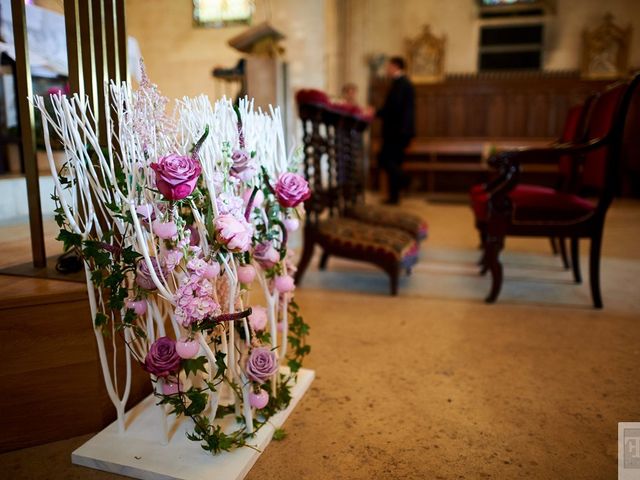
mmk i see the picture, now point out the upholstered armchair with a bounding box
[478,73,640,308]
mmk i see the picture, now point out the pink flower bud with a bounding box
[202,262,220,279]
[176,338,200,359]
[152,220,178,239]
[161,378,181,395]
[237,264,256,284]
[249,305,268,331]
[274,275,295,293]
[249,389,269,409]
[125,299,147,316]
[283,218,299,232]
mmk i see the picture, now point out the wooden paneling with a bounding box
[0,277,151,452]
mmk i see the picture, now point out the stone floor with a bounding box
[1,196,639,479]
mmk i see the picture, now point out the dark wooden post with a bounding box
[10,0,46,268]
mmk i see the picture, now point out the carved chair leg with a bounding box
[318,251,330,270]
[295,231,316,285]
[589,231,604,309]
[477,226,487,265]
[570,237,582,284]
[485,235,504,303]
[558,237,570,270]
[549,236,559,255]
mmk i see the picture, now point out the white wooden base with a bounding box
[72,368,315,480]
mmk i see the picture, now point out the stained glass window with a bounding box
[193,0,254,27]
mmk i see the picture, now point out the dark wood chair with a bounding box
[294,94,421,295]
[470,98,594,271]
[477,72,640,308]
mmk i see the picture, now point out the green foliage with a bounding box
[56,229,82,252]
[272,428,287,441]
[286,299,311,374]
[182,356,208,377]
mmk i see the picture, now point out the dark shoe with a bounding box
[382,199,400,206]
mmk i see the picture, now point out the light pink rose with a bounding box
[152,219,178,239]
[230,149,257,181]
[275,172,311,208]
[254,241,280,269]
[151,153,201,201]
[274,275,295,293]
[214,214,253,253]
[249,305,268,331]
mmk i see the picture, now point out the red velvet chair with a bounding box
[471,100,591,270]
[477,72,640,308]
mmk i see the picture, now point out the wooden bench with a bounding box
[372,137,557,192]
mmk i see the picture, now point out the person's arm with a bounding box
[400,81,416,142]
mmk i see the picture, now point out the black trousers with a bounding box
[378,139,409,203]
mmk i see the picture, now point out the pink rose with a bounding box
[125,298,147,316]
[246,347,278,384]
[151,153,201,201]
[152,219,178,239]
[143,336,181,378]
[275,172,311,208]
[249,305,268,331]
[215,214,253,253]
[230,149,256,181]
[254,241,280,269]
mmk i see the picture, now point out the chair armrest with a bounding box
[489,137,607,168]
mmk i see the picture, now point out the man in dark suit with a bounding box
[377,56,415,205]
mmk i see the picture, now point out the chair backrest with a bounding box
[580,72,640,210]
[297,96,369,226]
[557,104,586,179]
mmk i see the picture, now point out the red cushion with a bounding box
[471,184,594,223]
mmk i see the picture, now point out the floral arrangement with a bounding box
[33,67,310,454]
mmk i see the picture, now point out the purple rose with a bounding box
[230,149,256,181]
[143,336,181,378]
[275,172,311,208]
[246,347,278,384]
[215,214,253,252]
[150,153,202,201]
[253,241,280,269]
[136,257,167,290]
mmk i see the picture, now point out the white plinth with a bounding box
[72,368,315,480]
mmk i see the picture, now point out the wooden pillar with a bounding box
[10,0,46,268]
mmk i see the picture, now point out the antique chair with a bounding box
[294,91,423,295]
[470,99,593,271]
[478,72,640,308]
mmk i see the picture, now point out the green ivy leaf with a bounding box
[94,312,108,329]
[182,356,208,377]
[273,428,287,441]
[57,229,82,251]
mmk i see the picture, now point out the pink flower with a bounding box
[249,305,268,331]
[237,264,256,284]
[254,241,280,269]
[125,298,147,315]
[275,172,311,208]
[187,224,200,246]
[143,337,181,378]
[162,249,183,272]
[246,347,278,384]
[152,219,177,239]
[243,188,264,209]
[230,149,256,181]
[283,218,299,232]
[215,214,253,253]
[274,275,295,293]
[187,258,219,279]
[174,276,219,327]
[151,153,201,201]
